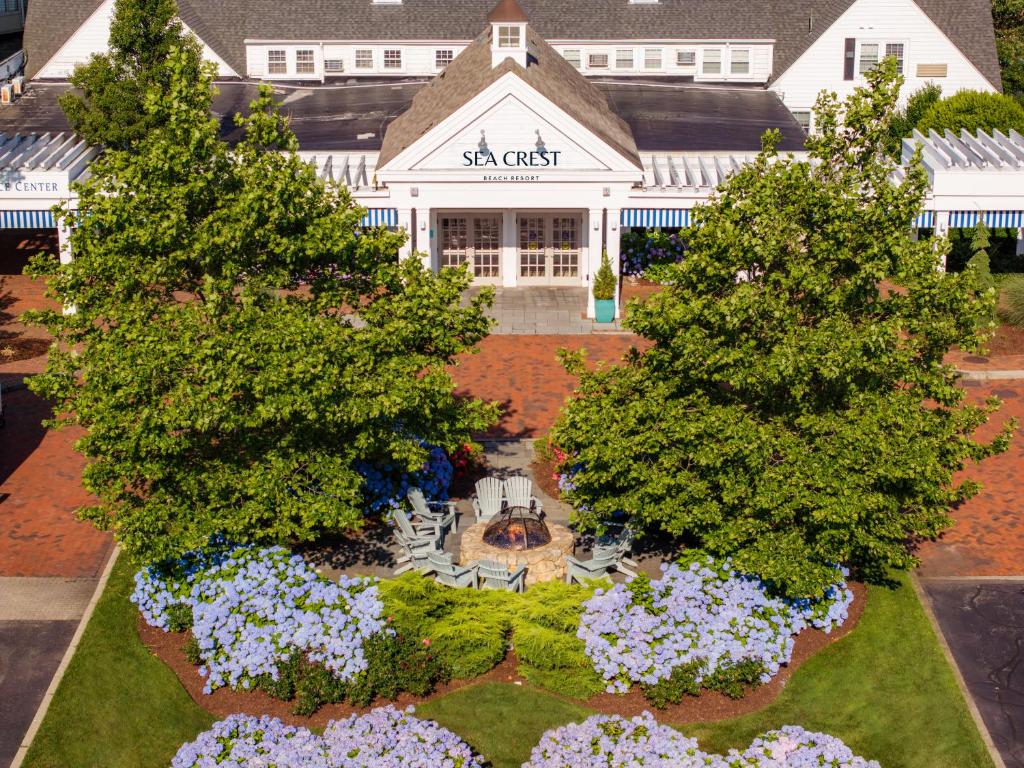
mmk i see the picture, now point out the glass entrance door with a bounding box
[439,214,501,284]
[518,213,581,285]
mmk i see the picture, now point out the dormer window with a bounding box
[498,25,522,48]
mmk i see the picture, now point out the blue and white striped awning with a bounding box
[948,210,1024,228]
[360,208,397,227]
[0,210,55,229]
[621,209,691,228]
[914,211,934,228]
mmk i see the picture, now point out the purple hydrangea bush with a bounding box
[578,559,853,695]
[132,545,388,694]
[172,708,483,768]
[523,713,879,768]
[524,711,720,768]
[738,726,881,767]
[323,705,484,768]
[171,713,329,768]
[355,444,453,513]
[619,230,687,278]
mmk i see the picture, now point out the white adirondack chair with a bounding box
[503,475,543,516]
[427,551,478,588]
[565,549,636,585]
[477,559,527,592]
[406,487,457,535]
[472,477,505,522]
[390,507,442,547]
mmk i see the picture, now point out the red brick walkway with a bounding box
[451,334,648,438]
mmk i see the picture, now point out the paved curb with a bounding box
[911,573,1007,768]
[956,369,1024,381]
[9,545,120,768]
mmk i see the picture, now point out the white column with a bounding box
[1016,226,1024,256]
[501,209,517,287]
[423,210,436,274]
[57,221,73,265]
[585,208,604,319]
[933,211,950,272]
[606,208,621,319]
[57,221,75,314]
[396,208,413,262]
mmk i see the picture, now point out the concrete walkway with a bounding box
[466,287,627,334]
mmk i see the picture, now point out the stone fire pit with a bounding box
[460,520,575,585]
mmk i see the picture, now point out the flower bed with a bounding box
[620,230,686,278]
[524,713,879,767]
[172,707,483,768]
[578,559,853,703]
[355,443,453,513]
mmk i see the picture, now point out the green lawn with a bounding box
[23,556,993,768]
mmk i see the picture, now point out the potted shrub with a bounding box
[593,249,617,323]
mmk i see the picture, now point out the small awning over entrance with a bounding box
[949,210,1023,228]
[621,208,690,228]
[361,208,397,227]
[0,209,55,229]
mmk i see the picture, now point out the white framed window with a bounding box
[730,48,750,75]
[355,49,373,69]
[676,49,696,67]
[295,49,315,75]
[702,48,722,75]
[435,49,454,69]
[588,52,609,69]
[885,43,905,74]
[563,49,581,69]
[267,49,287,75]
[792,111,812,131]
[324,59,344,73]
[615,49,634,69]
[383,49,402,70]
[643,48,662,70]
[859,43,879,74]
[498,25,522,48]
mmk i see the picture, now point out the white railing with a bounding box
[0,49,23,82]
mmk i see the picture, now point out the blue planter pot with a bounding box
[594,298,616,323]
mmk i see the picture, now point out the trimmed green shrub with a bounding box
[916,90,1024,136]
[165,603,192,633]
[593,250,617,300]
[346,632,449,708]
[1000,275,1024,327]
[182,635,202,666]
[641,661,703,708]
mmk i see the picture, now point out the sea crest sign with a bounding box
[461,129,561,168]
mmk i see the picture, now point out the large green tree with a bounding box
[28,50,496,563]
[992,0,1024,98]
[915,89,1024,135]
[59,0,205,148]
[551,63,1013,598]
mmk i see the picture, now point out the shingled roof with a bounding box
[23,0,105,78]
[377,23,641,168]
[24,0,1002,90]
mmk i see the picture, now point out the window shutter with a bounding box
[844,38,855,80]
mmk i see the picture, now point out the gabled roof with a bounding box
[772,0,1002,91]
[377,24,641,168]
[23,0,105,78]
[24,0,1001,92]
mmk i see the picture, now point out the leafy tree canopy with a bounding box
[915,89,1024,136]
[991,0,1024,98]
[886,82,942,157]
[59,0,205,148]
[28,50,497,563]
[550,62,1014,598]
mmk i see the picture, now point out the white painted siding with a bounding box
[244,40,771,82]
[246,42,469,79]
[34,0,235,79]
[771,0,995,121]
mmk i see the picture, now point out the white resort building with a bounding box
[0,0,1021,317]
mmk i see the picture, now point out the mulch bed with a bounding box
[620,278,665,306]
[530,453,562,504]
[140,582,865,728]
[0,336,50,363]
[987,324,1024,357]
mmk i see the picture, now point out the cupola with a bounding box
[488,0,529,68]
